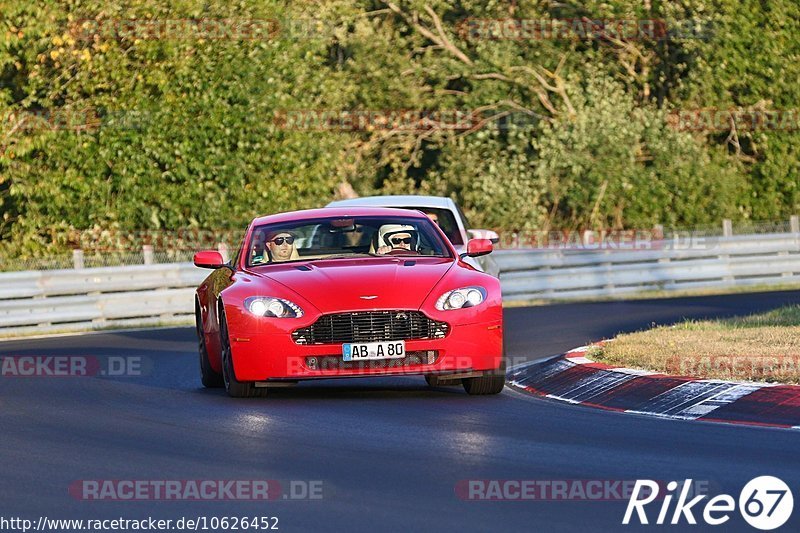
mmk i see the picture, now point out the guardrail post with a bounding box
[217,242,229,263]
[142,245,154,265]
[582,230,595,249]
[601,250,615,292]
[780,251,792,277]
[718,220,734,283]
[780,215,798,278]
[72,249,84,270]
[722,219,733,237]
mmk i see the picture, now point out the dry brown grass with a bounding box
[591,305,800,383]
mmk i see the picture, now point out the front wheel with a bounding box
[462,360,506,395]
[219,311,268,398]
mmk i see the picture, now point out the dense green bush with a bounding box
[0,0,797,257]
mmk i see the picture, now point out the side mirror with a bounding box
[462,238,493,258]
[468,229,500,244]
[193,250,226,269]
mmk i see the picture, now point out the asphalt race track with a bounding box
[2,290,800,532]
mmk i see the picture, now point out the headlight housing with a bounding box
[435,286,487,311]
[244,296,304,318]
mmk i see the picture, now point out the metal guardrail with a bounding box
[0,231,798,337]
[496,232,800,300]
[0,264,207,337]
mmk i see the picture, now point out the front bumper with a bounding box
[226,314,503,382]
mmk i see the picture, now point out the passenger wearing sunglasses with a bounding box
[266,231,297,262]
[375,224,418,255]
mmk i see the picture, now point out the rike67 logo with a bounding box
[624,476,793,530]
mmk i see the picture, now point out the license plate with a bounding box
[342,341,406,361]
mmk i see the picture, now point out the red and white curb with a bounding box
[508,346,800,429]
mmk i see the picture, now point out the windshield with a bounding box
[246,215,453,266]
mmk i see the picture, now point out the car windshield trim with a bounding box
[245,215,454,267]
[247,253,450,267]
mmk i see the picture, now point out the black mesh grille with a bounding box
[292,311,448,345]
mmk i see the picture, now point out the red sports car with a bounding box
[194,207,504,397]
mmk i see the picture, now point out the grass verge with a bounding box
[590,305,800,384]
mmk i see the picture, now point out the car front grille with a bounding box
[292,311,449,345]
[305,350,439,371]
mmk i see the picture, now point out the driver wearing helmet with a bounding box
[376,224,418,255]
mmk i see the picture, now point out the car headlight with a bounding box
[244,296,304,318]
[435,286,487,310]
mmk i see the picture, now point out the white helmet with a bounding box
[378,224,418,249]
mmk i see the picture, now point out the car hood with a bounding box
[250,257,454,314]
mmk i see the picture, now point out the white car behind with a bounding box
[326,195,500,277]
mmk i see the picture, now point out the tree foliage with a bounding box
[0,0,797,257]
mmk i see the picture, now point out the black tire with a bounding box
[462,359,506,395]
[197,303,223,388]
[424,374,461,387]
[219,309,268,398]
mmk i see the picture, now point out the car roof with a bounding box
[326,195,454,210]
[250,206,429,226]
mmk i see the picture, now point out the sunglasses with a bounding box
[390,237,413,245]
[271,236,294,245]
